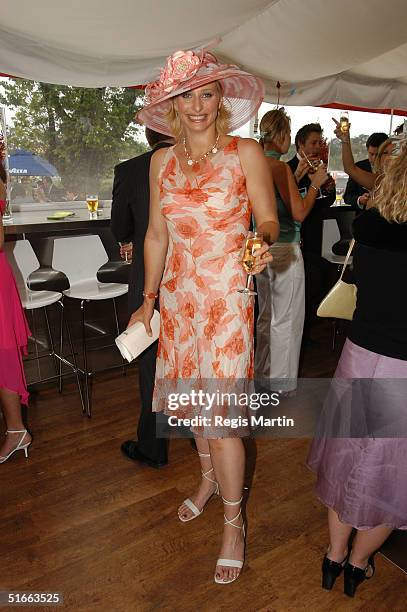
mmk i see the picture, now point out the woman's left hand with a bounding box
[251,243,273,274]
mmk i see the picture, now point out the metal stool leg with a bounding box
[58,298,64,393]
[30,308,42,382]
[43,306,59,380]
[81,299,92,417]
[61,300,86,414]
[112,297,126,376]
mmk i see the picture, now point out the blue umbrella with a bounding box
[8,148,59,177]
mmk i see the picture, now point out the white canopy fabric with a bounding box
[1,0,407,110]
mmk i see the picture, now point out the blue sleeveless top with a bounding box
[265,150,301,243]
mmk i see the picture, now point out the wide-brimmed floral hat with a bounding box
[137,49,264,136]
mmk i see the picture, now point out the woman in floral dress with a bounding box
[131,49,279,584]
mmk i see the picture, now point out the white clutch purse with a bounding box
[115,310,160,362]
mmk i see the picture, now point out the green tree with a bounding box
[327,135,370,171]
[0,79,148,195]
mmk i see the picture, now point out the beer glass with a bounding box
[86,194,99,219]
[340,111,350,134]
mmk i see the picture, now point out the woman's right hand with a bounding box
[127,300,155,336]
[311,165,329,189]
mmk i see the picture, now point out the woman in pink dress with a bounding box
[131,50,279,584]
[0,170,32,463]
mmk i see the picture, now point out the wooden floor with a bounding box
[1,322,407,611]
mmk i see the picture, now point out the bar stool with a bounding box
[5,240,85,410]
[52,235,128,417]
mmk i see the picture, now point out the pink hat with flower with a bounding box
[137,50,264,136]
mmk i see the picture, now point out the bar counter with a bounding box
[4,201,112,235]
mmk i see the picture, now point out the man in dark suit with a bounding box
[343,132,388,209]
[111,127,173,468]
[288,123,336,343]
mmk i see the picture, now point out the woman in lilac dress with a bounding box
[0,170,32,463]
[308,133,407,598]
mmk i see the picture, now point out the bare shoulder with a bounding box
[236,137,264,158]
[150,145,172,177]
[273,158,290,175]
[151,146,171,165]
[236,138,266,175]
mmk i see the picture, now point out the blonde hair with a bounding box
[372,142,407,223]
[259,108,290,146]
[165,81,231,139]
[373,138,393,173]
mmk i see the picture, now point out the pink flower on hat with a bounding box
[145,50,202,104]
[162,50,201,90]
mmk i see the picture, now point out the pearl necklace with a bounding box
[183,134,220,167]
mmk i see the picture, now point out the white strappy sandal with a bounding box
[214,496,245,584]
[178,452,220,522]
[0,430,31,464]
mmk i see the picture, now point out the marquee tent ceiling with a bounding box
[1,0,407,110]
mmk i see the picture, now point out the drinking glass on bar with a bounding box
[340,111,350,134]
[86,194,99,219]
[238,231,263,296]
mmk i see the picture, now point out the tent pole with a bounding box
[389,108,394,134]
[250,112,259,139]
[0,106,12,221]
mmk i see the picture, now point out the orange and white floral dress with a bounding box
[152,137,254,435]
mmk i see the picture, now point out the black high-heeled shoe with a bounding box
[321,554,348,590]
[344,555,375,598]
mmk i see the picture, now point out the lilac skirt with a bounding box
[307,339,407,530]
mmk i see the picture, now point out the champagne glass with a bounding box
[339,111,350,134]
[118,241,132,264]
[86,194,99,219]
[238,231,264,296]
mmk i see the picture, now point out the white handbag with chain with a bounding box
[317,240,357,321]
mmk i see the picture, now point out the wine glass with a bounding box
[238,231,264,296]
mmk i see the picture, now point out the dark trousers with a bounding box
[135,331,168,463]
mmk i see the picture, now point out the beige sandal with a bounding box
[214,496,245,584]
[178,452,219,522]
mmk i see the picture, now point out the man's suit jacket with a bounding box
[287,156,336,255]
[343,158,371,208]
[110,142,171,314]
